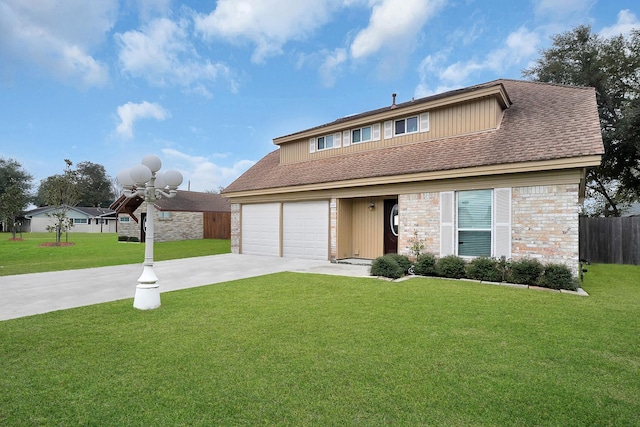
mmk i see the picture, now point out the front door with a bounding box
[384,199,398,254]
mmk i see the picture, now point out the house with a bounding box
[23,206,117,233]
[222,79,605,275]
[110,190,231,242]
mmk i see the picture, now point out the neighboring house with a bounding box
[223,79,605,275]
[110,190,231,243]
[23,206,117,233]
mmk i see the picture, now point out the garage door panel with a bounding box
[242,203,280,256]
[283,201,329,260]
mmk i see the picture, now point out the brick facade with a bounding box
[512,184,580,273]
[397,192,440,259]
[117,202,204,243]
[230,203,241,254]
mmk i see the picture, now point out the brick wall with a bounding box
[230,203,241,254]
[512,184,580,273]
[330,198,337,261]
[398,192,440,259]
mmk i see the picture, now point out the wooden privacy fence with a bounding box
[579,217,640,265]
[203,212,231,239]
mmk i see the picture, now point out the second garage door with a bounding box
[283,201,329,260]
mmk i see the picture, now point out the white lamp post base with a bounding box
[133,284,161,310]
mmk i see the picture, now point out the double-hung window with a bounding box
[394,116,418,135]
[352,126,372,144]
[317,134,334,150]
[457,190,492,257]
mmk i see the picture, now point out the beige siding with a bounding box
[279,97,500,164]
[350,197,383,259]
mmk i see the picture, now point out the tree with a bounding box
[523,25,640,216]
[0,158,33,238]
[75,161,116,207]
[41,159,80,243]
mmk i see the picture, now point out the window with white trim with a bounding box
[317,134,334,150]
[73,218,88,225]
[457,190,492,257]
[158,211,171,219]
[119,216,130,223]
[394,116,418,135]
[352,126,372,144]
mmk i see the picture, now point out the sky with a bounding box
[1,0,638,193]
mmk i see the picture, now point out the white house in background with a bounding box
[23,206,117,233]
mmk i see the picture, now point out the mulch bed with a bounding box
[38,242,75,247]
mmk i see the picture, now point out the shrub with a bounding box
[510,258,543,285]
[466,257,502,282]
[128,236,140,243]
[414,253,437,276]
[436,255,466,279]
[118,235,129,242]
[386,254,412,275]
[370,256,404,279]
[538,263,577,290]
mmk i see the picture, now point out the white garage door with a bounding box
[283,201,329,260]
[242,203,280,256]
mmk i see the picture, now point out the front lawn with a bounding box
[0,232,230,276]
[0,264,638,425]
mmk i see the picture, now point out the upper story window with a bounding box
[317,134,334,151]
[395,116,418,135]
[352,126,372,144]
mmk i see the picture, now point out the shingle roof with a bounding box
[224,79,604,194]
[24,206,116,217]
[154,190,231,212]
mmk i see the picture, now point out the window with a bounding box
[394,116,418,135]
[158,211,171,219]
[457,190,492,257]
[317,134,334,150]
[352,126,372,144]
[119,216,130,223]
[73,218,88,225]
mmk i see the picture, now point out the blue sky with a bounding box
[1,0,638,192]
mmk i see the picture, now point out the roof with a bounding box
[24,206,116,218]
[110,190,230,214]
[224,79,605,195]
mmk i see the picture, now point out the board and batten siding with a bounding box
[279,97,501,164]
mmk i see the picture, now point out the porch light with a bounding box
[368,202,375,211]
[117,155,183,310]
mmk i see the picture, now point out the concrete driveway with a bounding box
[0,254,371,321]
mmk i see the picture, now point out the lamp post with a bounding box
[117,154,183,310]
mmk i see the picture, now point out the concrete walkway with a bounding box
[0,254,372,321]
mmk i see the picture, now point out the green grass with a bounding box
[0,232,230,276]
[1,264,638,426]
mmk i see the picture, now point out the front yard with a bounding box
[1,263,638,425]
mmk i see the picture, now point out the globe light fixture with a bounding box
[116,155,183,310]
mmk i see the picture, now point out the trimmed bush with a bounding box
[510,258,543,285]
[414,253,437,276]
[128,236,140,243]
[118,235,129,242]
[539,263,577,291]
[466,257,502,282]
[386,254,412,275]
[370,256,404,279]
[436,255,466,279]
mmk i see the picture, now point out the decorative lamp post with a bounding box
[117,155,183,310]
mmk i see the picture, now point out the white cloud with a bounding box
[116,17,235,97]
[319,48,347,87]
[350,0,445,60]
[161,148,255,192]
[533,0,595,18]
[0,0,116,86]
[115,101,170,139]
[440,27,540,85]
[194,0,338,63]
[600,10,640,39]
